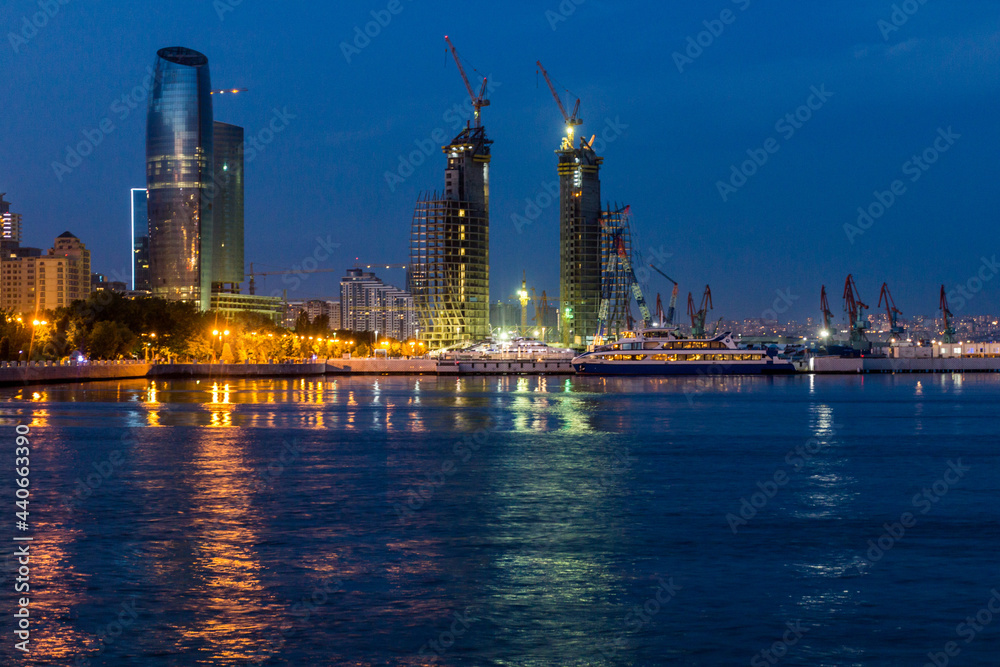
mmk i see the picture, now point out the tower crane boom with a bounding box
[445,36,489,127]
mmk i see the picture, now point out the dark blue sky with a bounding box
[3,0,998,322]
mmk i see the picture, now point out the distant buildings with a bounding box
[0,193,22,244]
[1,232,91,313]
[410,123,491,349]
[92,273,128,293]
[284,299,342,330]
[341,268,417,340]
[131,188,150,291]
[146,46,215,311]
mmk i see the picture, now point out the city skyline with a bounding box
[4,2,999,323]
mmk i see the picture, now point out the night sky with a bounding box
[3,0,998,322]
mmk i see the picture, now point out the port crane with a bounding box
[843,275,870,349]
[445,36,489,127]
[649,264,679,325]
[878,282,905,336]
[536,60,581,147]
[820,285,835,338]
[687,286,713,338]
[939,285,957,343]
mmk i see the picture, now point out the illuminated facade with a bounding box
[410,126,491,349]
[0,193,22,244]
[211,121,244,291]
[131,188,150,291]
[341,268,416,340]
[146,46,214,311]
[558,139,603,348]
[0,232,91,314]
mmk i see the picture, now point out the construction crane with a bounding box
[878,282,905,336]
[246,262,344,295]
[939,285,957,343]
[445,36,489,128]
[210,88,248,95]
[687,286,713,338]
[615,237,651,327]
[536,60,581,146]
[843,275,870,349]
[649,264,679,325]
[820,285,835,338]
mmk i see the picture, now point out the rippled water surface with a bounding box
[1,374,999,666]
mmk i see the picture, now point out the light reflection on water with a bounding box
[0,374,997,665]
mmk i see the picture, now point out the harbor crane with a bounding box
[536,60,581,146]
[820,285,835,338]
[445,36,489,127]
[843,274,870,349]
[687,286,713,337]
[878,282,905,336]
[939,285,957,343]
[649,264,679,325]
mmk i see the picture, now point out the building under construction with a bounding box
[536,62,605,348]
[410,38,492,349]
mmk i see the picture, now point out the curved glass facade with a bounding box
[146,46,214,311]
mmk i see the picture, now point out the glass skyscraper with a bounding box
[211,121,244,290]
[131,188,150,291]
[146,46,214,311]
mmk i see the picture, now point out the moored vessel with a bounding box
[572,329,795,375]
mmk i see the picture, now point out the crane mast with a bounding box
[939,285,957,343]
[536,60,581,146]
[878,282,905,336]
[843,274,870,349]
[445,36,489,127]
[649,264,679,325]
[820,285,834,336]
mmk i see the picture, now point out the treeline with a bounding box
[1,292,406,362]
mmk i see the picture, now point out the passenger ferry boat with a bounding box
[572,329,795,375]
